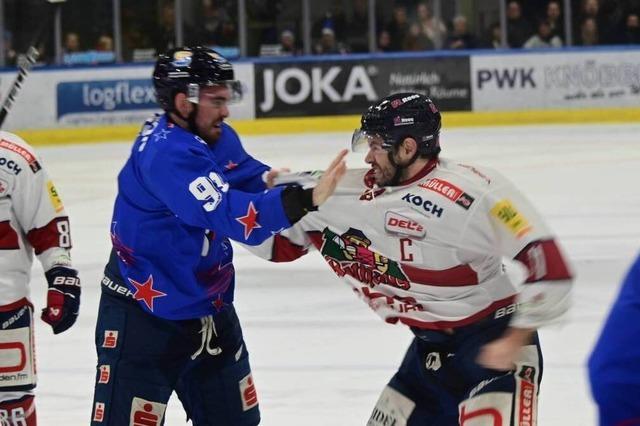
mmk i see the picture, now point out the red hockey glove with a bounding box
[41,266,81,334]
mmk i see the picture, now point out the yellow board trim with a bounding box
[13,107,640,146]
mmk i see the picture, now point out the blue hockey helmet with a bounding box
[152,46,242,111]
[352,92,441,157]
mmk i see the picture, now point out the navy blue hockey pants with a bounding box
[368,315,543,425]
[90,289,260,426]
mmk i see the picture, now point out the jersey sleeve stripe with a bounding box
[271,235,308,262]
[26,217,70,255]
[514,239,572,283]
[0,221,20,250]
[400,263,479,286]
[390,295,517,330]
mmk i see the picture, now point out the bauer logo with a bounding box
[56,79,157,118]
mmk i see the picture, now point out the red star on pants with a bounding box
[236,202,262,240]
[128,275,167,311]
[225,160,238,170]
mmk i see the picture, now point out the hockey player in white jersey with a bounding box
[250,93,573,425]
[0,132,80,425]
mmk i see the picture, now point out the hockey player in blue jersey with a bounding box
[90,46,346,425]
[589,253,640,426]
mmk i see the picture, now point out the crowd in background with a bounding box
[2,0,640,66]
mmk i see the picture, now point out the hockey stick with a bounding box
[0,0,67,128]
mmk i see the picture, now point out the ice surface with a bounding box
[29,123,640,424]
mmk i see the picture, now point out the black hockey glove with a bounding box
[41,266,81,334]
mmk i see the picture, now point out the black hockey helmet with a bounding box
[352,92,441,157]
[152,46,242,111]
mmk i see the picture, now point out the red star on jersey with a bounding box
[236,202,262,240]
[128,275,166,311]
[225,160,238,170]
[213,294,225,311]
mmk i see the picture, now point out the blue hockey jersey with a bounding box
[107,114,291,319]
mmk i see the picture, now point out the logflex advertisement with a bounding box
[471,50,640,110]
[0,62,254,130]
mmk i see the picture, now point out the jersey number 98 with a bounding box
[189,172,229,212]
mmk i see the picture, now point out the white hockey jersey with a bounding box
[0,131,73,306]
[250,159,573,330]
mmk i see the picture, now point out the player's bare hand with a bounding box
[312,149,348,206]
[476,327,534,371]
[265,168,291,188]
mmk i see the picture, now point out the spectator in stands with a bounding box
[545,1,564,39]
[345,0,371,53]
[377,30,393,52]
[3,30,16,66]
[624,13,640,44]
[96,35,113,52]
[153,2,176,52]
[445,15,477,49]
[279,30,300,55]
[580,17,600,45]
[198,0,236,46]
[506,1,533,48]
[415,2,447,50]
[575,0,603,43]
[403,23,434,51]
[312,2,347,46]
[64,32,81,53]
[483,22,505,48]
[582,0,600,19]
[385,5,410,51]
[314,27,348,55]
[598,0,625,44]
[524,19,563,48]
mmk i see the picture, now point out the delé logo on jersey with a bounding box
[385,211,425,238]
[418,178,475,210]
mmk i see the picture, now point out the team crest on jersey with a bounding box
[319,227,410,290]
